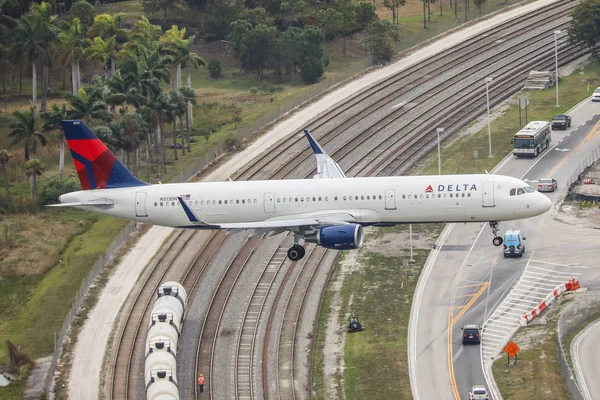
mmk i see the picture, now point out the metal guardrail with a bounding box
[557,292,600,400]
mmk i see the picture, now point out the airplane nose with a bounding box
[535,192,552,214]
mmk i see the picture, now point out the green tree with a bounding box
[281,0,305,25]
[12,2,57,112]
[356,1,378,29]
[334,0,357,55]
[0,149,11,197]
[366,19,401,63]
[38,174,80,205]
[239,6,274,26]
[316,8,343,41]
[66,87,111,124]
[168,89,186,160]
[69,0,95,32]
[58,17,86,94]
[109,113,147,172]
[228,19,253,61]
[383,0,406,25]
[569,0,600,57]
[240,23,277,80]
[179,86,196,151]
[25,158,44,199]
[42,103,69,177]
[473,0,486,14]
[8,106,46,161]
[141,0,179,24]
[277,26,303,84]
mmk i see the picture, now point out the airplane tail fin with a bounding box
[60,120,147,190]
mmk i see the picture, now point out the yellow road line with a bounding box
[457,283,486,289]
[448,310,460,399]
[452,282,490,325]
[547,118,600,178]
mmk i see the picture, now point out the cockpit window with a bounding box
[517,188,525,195]
[510,188,516,196]
[523,186,534,193]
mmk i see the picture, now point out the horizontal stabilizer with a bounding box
[47,199,114,207]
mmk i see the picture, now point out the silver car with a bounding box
[593,87,600,102]
[538,178,557,192]
[468,385,489,400]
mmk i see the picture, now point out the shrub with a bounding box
[38,174,81,206]
[208,59,222,79]
[300,57,324,84]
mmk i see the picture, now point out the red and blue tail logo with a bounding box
[60,120,147,190]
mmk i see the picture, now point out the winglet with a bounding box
[304,130,325,155]
[177,197,220,228]
[177,196,200,223]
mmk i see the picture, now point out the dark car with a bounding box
[462,324,481,344]
[552,114,571,130]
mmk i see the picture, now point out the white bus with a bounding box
[512,121,551,157]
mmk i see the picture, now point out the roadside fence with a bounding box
[566,145,600,193]
[557,291,600,400]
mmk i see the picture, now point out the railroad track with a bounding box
[108,2,588,399]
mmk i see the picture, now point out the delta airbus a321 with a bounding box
[52,120,551,261]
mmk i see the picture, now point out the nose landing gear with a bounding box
[490,221,503,246]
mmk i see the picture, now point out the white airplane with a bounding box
[52,120,551,261]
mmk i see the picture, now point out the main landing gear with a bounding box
[288,235,306,261]
[490,221,503,246]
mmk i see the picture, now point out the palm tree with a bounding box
[58,17,86,94]
[181,43,205,135]
[148,93,174,171]
[12,2,57,111]
[42,103,68,177]
[179,86,196,152]
[168,90,186,160]
[25,159,44,199]
[8,107,46,161]
[84,36,118,78]
[66,88,111,124]
[0,149,12,197]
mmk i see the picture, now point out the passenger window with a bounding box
[224,200,228,204]
[408,194,412,199]
[510,188,516,196]
[361,196,364,200]
[462,193,465,197]
[236,200,239,204]
[438,194,441,198]
[254,199,257,203]
[295,198,298,202]
[325,196,329,201]
[379,195,382,199]
[444,194,447,198]
[195,201,198,205]
[467,193,471,197]
[277,198,280,203]
[343,196,347,200]
[402,195,405,199]
[283,198,286,202]
[450,194,453,198]
[318,197,322,201]
[289,198,292,202]
[218,200,222,204]
[313,197,316,201]
[212,200,216,205]
[419,194,423,199]
[154,202,157,206]
[426,194,429,198]
[242,199,245,204]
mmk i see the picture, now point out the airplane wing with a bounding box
[178,197,357,232]
[304,130,346,179]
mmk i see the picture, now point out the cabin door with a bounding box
[264,192,275,213]
[135,192,148,217]
[385,189,396,210]
[482,182,495,207]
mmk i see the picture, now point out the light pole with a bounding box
[554,30,561,108]
[485,77,493,158]
[436,128,444,175]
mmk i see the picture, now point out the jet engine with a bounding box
[305,224,364,250]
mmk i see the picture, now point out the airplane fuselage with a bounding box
[59,174,550,228]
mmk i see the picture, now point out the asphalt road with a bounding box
[413,97,600,400]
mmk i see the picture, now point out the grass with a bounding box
[492,304,571,399]
[312,224,444,400]
[0,216,129,363]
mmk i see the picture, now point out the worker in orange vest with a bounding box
[198,374,205,393]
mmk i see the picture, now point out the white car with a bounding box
[469,385,489,400]
[592,87,600,102]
